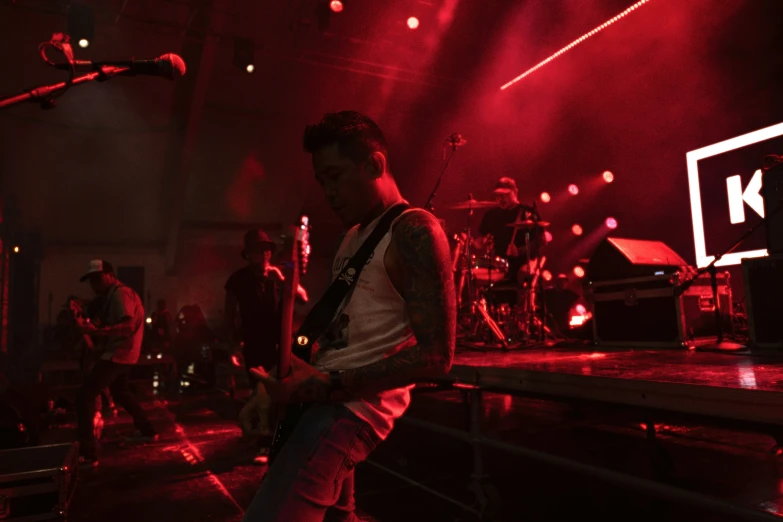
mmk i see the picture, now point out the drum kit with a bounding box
[447,195,552,350]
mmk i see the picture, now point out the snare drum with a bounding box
[471,255,508,283]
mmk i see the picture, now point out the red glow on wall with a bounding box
[227,154,265,220]
[407,17,420,30]
[571,224,583,236]
[540,192,551,203]
[568,184,579,195]
[329,0,343,13]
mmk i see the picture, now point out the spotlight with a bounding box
[330,0,344,13]
[542,270,553,282]
[575,304,587,315]
[573,266,585,278]
[540,192,551,203]
[544,231,553,243]
[233,38,255,73]
[571,224,583,236]
[407,17,420,30]
[568,184,579,195]
[146,317,152,324]
[605,217,618,229]
[603,170,614,183]
[13,246,20,253]
[67,4,94,47]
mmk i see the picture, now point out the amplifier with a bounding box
[0,442,79,520]
[742,255,783,350]
[590,272,732,348]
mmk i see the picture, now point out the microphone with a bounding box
[54,53,187,80]
[446,133,467,147]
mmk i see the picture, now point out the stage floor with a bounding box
[451,345,783,427]
[454,346,783,391]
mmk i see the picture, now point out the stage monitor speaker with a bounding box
[587,237,689,282]
[742,255,783,350]
[763,163,783,254]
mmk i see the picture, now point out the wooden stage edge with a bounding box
[448,343,783,428]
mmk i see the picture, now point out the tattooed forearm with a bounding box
[342,211,457,396]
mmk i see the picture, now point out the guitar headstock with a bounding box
[298,215,311,275]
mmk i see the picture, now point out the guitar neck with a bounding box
[278,262,299,378]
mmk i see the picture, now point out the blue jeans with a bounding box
[243,403,380,521]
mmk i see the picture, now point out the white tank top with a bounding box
[313,203,420,439]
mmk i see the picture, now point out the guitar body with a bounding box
[267,216,312,465]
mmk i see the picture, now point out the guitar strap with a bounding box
[293,202,411,361]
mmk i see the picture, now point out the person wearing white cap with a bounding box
[74,259,157,467]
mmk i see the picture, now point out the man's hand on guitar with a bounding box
[76,319,98,335]
[250,357,330,403]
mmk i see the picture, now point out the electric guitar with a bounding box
[68,299,104,369]
[268,215,312,463]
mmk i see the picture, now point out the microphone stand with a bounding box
[424,139,461,215]
[676,199,783,351]
[0,66,129,110]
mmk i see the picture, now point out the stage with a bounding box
[449,346,783,428]
[386,344,783,521]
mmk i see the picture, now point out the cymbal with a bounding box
[448,199,498,210]
[506,219,550,228]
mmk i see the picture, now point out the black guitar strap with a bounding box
[293,202,411,360]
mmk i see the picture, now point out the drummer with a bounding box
[474,177,547,284]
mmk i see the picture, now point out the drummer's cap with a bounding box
[493,177,517,194]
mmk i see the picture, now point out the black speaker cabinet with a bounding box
[763,164,783,254]
[587,237,689,282]
[742,255,783,350]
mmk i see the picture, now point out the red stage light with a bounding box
[568,184,579,195]
[573,266,585,278]
[544,230,553,243]
[407,17,419,29]
[231,354,242,367]
[576,304,587,315]
[500,0,653,90]
[603,170,614,183]
[540,192,551,203]
[542,270,553,282]
[571,224,583,236]
[329,0,343,13]
[605,217,618,229]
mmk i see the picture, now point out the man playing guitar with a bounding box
[74,259,157,467]
[244,111,457,521]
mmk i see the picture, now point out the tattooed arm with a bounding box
[256,210,456,403]
[338,210,457,396]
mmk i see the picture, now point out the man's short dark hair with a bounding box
[303,111,389,167]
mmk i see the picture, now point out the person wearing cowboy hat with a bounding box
[225,229,308,462]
